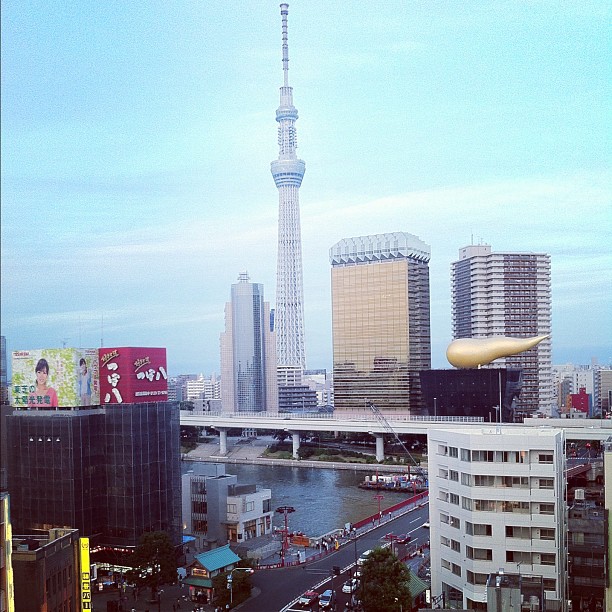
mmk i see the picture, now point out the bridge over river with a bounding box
[180,411,612,460]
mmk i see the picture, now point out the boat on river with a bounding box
[358,473,428,493]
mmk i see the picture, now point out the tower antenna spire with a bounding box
[280,3,289,87]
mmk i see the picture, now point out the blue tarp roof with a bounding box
[194,544,241,572]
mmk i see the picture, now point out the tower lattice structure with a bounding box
[271,3,306,372]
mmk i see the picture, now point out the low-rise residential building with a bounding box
[428,426,566,611]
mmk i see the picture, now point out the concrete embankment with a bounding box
[183,440,427,473]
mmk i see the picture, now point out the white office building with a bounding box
[427,426,566,611]
[186,374,221,402]
[182,466,273,551]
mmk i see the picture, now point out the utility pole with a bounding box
[275,506,296,566]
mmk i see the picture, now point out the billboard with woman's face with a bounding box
[11,348,100,408]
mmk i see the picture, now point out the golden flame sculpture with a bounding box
[446,335,549,368]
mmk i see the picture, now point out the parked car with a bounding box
[357,549,373,566]
[342,578,359,594]
[319,589,335,609]
[298,590,319,607]
[422,521,430,529]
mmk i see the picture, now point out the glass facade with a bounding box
[419,368,522,422]
[6,402,181,548]
[221,274,277,413]
[331,237,431,414]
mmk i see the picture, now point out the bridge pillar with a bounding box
[375,434,385,462]
[218,428,228,455]
[291,432,300,459]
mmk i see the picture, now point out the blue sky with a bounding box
[2,0,610,376]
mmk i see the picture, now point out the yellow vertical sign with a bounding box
[79,537,91,610]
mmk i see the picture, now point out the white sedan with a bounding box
[342,578,359,594]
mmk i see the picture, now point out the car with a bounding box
[342,578,359,594]
[319,589,335,609]
[422,521,430,529]
[357,549,373,566]
[298,590,319,607]
[396,533,412,544]
[353,568,362,580]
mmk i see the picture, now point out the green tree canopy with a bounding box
[211,562,255,609]
[360,547,412,612]
[126,531,177,597]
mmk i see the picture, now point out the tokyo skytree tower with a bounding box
[271,3,306,371]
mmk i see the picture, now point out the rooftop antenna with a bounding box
[61,338,70,349]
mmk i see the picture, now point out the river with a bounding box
[182,461,413,538]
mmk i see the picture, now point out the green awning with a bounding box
[183,576,213,589]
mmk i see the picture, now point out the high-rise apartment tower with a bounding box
[271,3,306,374]
[330,232,431,414]
[220,273,278,413]
[451,245,553,416]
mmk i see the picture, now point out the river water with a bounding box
[182,461,412,538]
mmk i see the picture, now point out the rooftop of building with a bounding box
[193,543,241,571]
[329,232,430,265]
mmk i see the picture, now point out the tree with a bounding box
[126,531,177,601]
[211,562,255,609]
[360,547,412,612]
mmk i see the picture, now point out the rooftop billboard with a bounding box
[11,348,100,408]
[99,347,167,404]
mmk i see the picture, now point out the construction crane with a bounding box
[366,401,427,479]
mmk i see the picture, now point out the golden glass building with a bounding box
[330,232,431,414]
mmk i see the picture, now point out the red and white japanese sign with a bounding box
[98,347,168,404]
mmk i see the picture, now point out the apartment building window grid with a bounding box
[428,428,566,610]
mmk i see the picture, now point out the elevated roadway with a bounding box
[180,411,612,460]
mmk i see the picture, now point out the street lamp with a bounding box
[226,567,254,606]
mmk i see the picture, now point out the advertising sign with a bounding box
[11,348,100,408]
[79,537,91,610]
[99,347,167,404]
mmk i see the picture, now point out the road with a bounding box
[239,503,430,612]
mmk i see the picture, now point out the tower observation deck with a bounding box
[271,3,306,371]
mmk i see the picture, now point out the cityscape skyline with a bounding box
[1,2,610,375]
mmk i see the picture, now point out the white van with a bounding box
[357,549,373,566]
